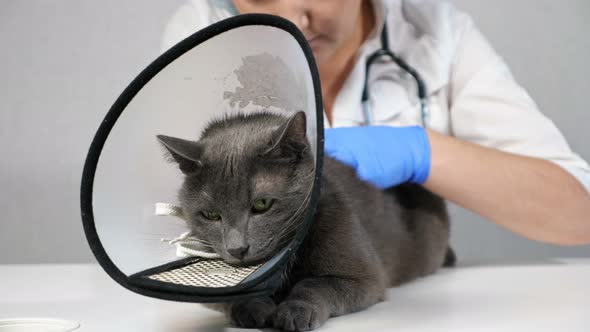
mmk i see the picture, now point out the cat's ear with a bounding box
[262,111,308,160]
[157,135,203,174]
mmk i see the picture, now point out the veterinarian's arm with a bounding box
[425,129,590,245]
[433,18,590,245]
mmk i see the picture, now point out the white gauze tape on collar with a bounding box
[156,202,221,259]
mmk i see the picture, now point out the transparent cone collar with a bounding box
[81,14,323,302]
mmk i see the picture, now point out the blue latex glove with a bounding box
[324,126,431,189]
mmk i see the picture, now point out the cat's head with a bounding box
[157,111,314,266]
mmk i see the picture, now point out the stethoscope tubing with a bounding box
[361,21,429,126]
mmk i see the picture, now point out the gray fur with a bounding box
[157,111,451,331]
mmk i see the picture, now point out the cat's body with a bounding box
[157,111,451,331]
[227,160,451,331]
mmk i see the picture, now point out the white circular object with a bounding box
[0,318,80,332]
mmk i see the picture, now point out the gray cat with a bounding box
[157,111,453,331]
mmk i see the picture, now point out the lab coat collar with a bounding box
[332,0,452,125]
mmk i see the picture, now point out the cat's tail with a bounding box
[442,246,456,267]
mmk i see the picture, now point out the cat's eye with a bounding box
[252,198,274,213]
[200,211,222,221]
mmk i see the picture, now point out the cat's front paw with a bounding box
[228,297,276,328]
[273,300,329,331]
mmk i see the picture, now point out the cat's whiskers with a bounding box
[275,188,313,244]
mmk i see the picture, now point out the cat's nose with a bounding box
[227,245,249,259]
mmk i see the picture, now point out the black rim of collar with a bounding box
[80,13,324,303]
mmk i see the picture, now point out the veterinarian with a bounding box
[161,0,590,245]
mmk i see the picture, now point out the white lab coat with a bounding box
[161,0,590,191]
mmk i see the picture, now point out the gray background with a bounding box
[1,0,588,265]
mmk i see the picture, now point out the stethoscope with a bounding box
[361,21,429,127]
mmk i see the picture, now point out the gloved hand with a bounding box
[323,126,431,189]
